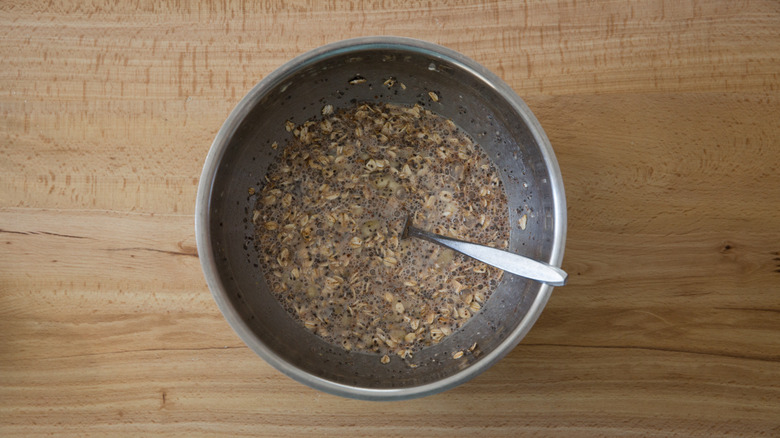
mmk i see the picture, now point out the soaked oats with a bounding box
[252,102,509,360]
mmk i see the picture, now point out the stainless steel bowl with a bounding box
[195,36,566,400]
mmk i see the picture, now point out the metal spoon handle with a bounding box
[406,225,568,286]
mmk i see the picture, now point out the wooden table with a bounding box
[2,1,779,436]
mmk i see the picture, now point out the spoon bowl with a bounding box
[402,216,568,286]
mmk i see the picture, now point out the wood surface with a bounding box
[2,0,779,436]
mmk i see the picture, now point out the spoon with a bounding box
[401,216,568,286]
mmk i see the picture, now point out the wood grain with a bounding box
[1,0,779,436]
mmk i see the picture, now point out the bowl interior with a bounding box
[202,41,561,397]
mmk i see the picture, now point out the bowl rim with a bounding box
[195,36,567,401]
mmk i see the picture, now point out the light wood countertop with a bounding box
[1,1,779,436]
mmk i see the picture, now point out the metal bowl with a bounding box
[195,37,566,400]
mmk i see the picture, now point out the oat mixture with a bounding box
[252,102,510,361]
